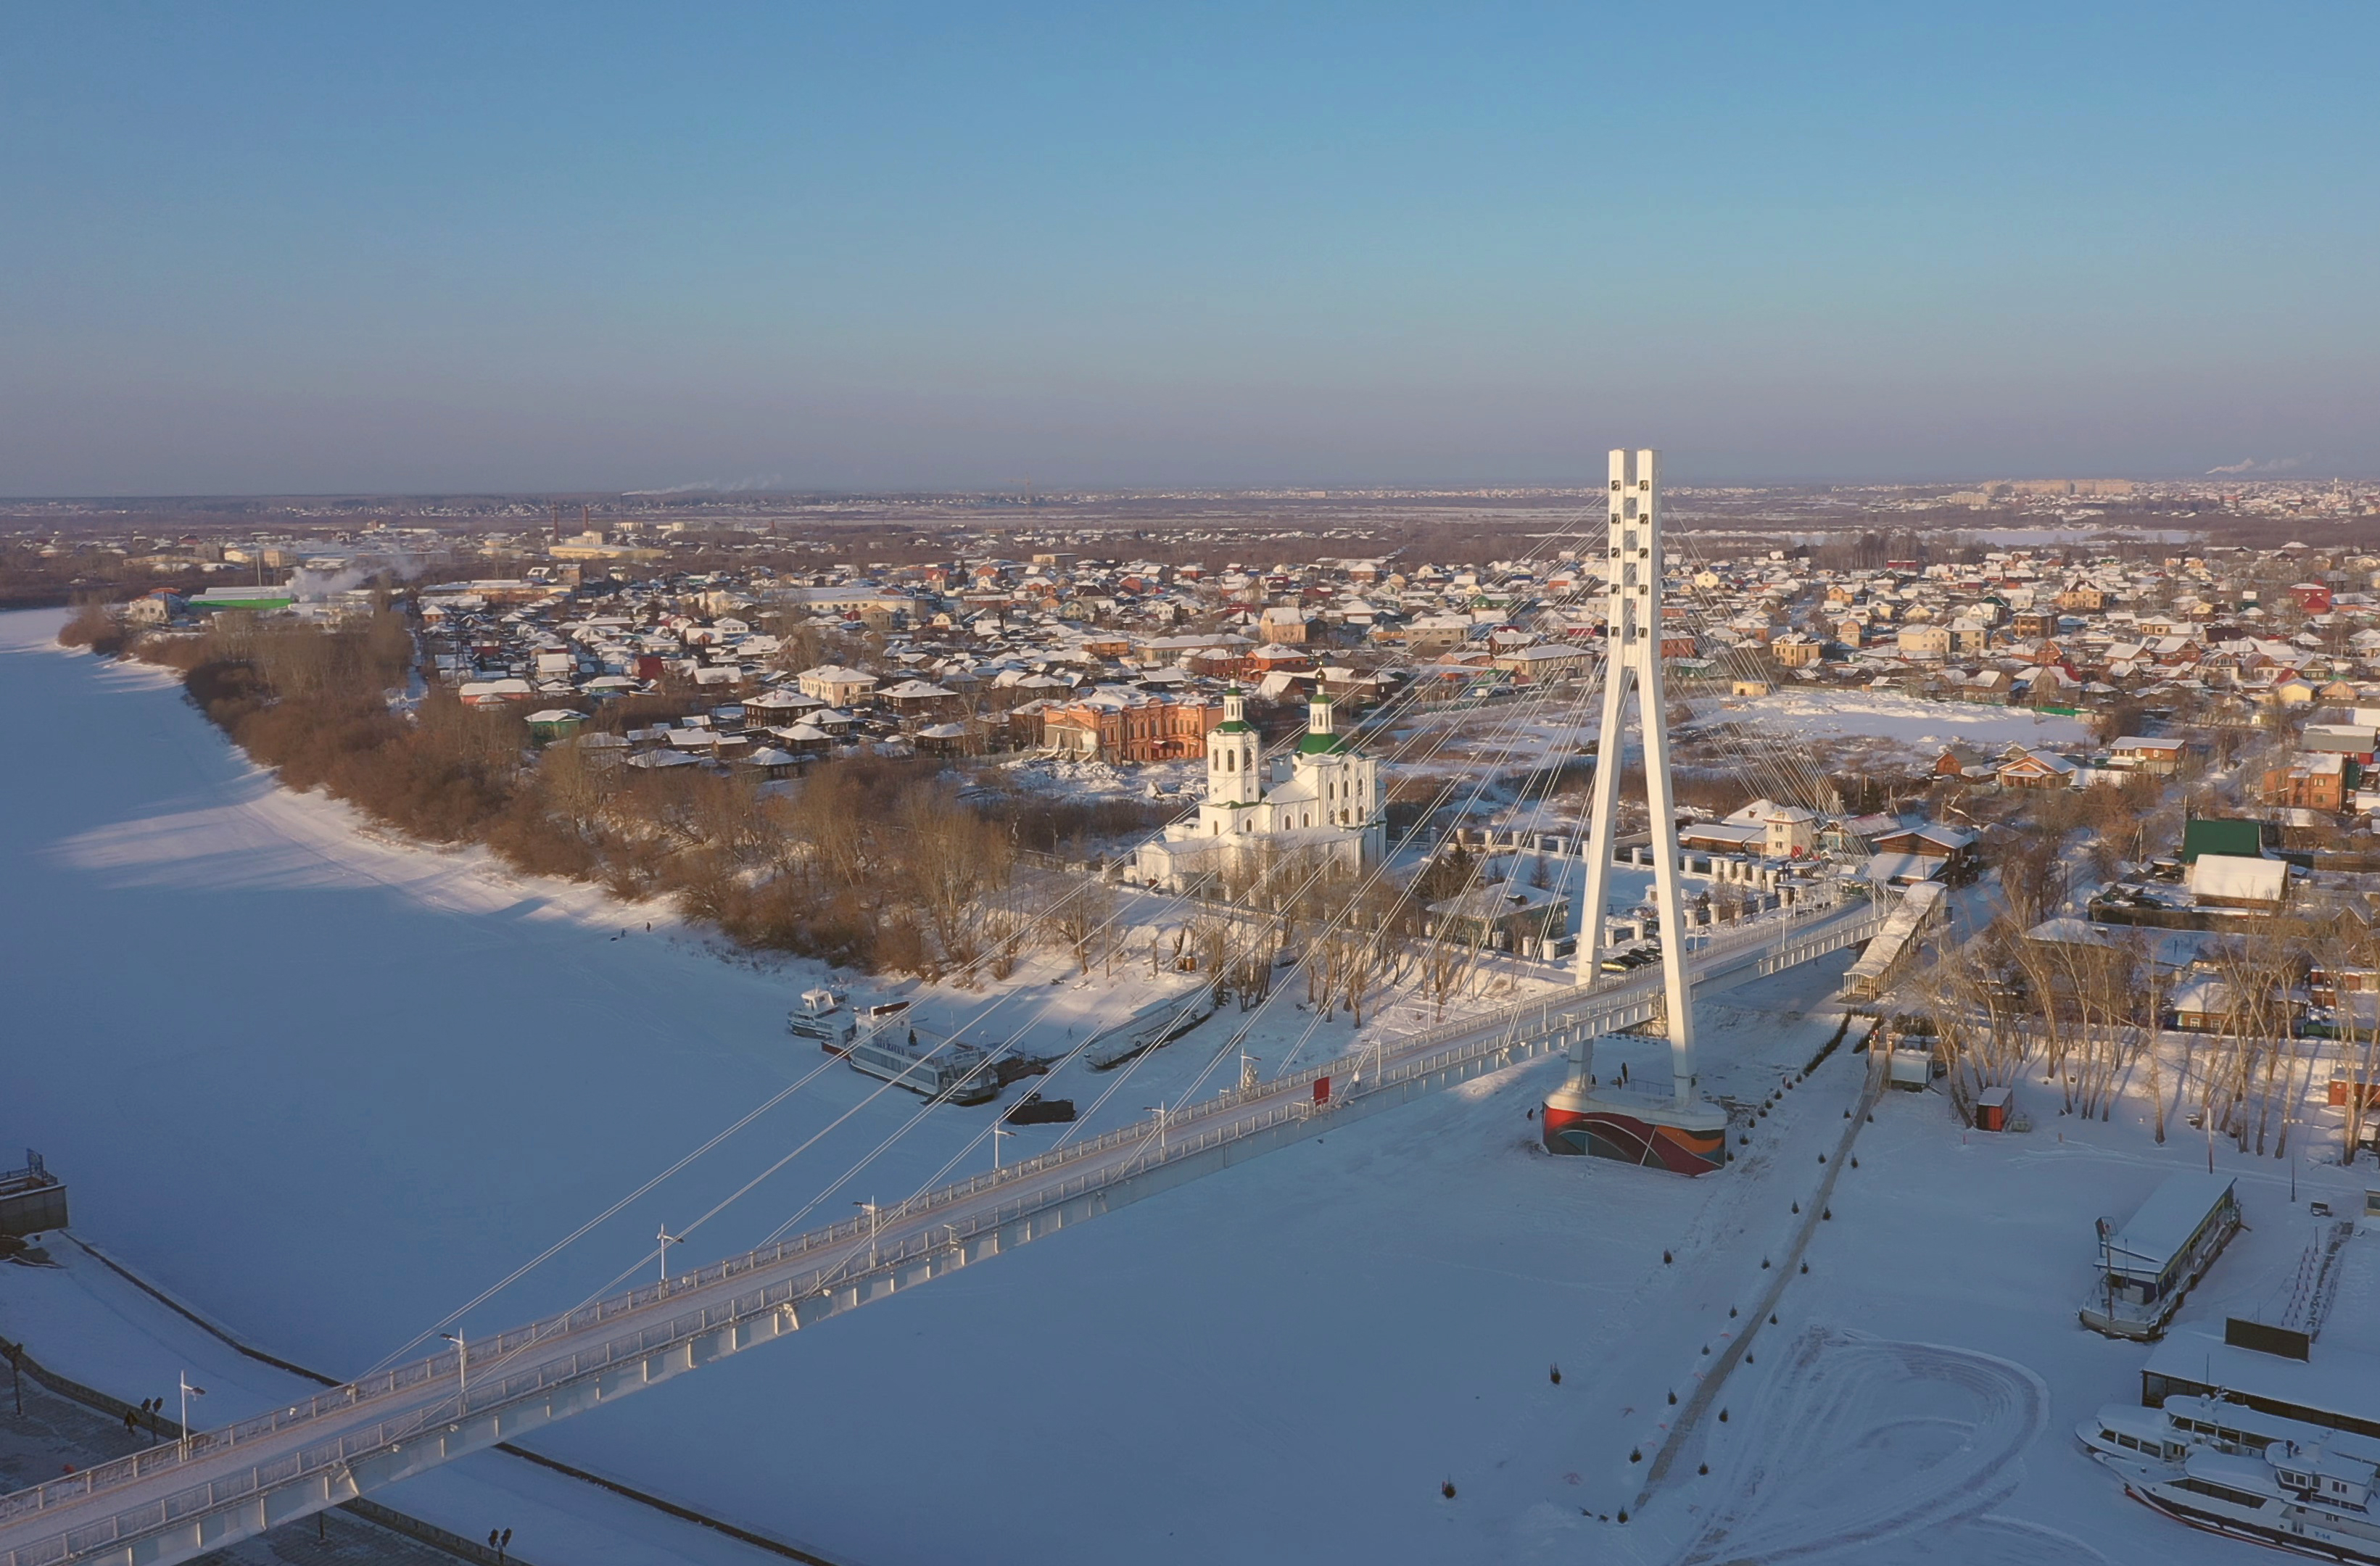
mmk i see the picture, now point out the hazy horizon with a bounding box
[0,463,2360,508]
[6,3,2376,495]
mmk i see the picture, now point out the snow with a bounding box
[1701,689,2091,754]
[2,606,2362,1565]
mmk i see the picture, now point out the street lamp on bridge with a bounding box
[853,1200,880,1269]
[439,1331,467,1417]
[177,1372,205,1459]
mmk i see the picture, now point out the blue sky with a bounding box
[3,2,2375,494]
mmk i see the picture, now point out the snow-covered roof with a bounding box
[2187,853,2288,904]
[2101,1173,2236,1283]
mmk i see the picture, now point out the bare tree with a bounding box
[1051,880,1116,975]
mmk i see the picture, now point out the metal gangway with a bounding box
[0,892,1889,1566]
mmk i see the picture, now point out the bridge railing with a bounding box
[1,890,1892,1559]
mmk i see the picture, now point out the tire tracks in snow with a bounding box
[1675,1328,2051,1565]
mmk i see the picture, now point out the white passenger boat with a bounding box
[2083,1396,2380,1561]
[844,1027,1000,1106]
[786,986,856,1050]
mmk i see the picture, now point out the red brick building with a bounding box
[1042,694,1223,764]
[2261,751,2347,811]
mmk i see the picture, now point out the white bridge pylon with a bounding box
[1546,448,1729,1170]
[1577,447,1696,1096]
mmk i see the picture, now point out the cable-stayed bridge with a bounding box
[0,890,1886,1566]
[5,448,1901,1565]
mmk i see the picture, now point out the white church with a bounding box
[1134,689,1386,892]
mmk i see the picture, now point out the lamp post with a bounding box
[178,1372,205,1459]
[992,1125,1014,1172]
[439,1331,467,1417]
[1144,1102,1169,1156]
[854,1201,879,1269]
[656,1225,681,1293]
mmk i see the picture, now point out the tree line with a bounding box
[88,609,1162,980]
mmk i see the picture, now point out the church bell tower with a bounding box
[1207,687,1261,808]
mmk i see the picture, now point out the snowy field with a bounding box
[0,607,2351,1565]
[1699,689,2091,755]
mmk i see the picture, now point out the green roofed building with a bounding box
[2181,816,2274,864]
[189,584,296,613]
